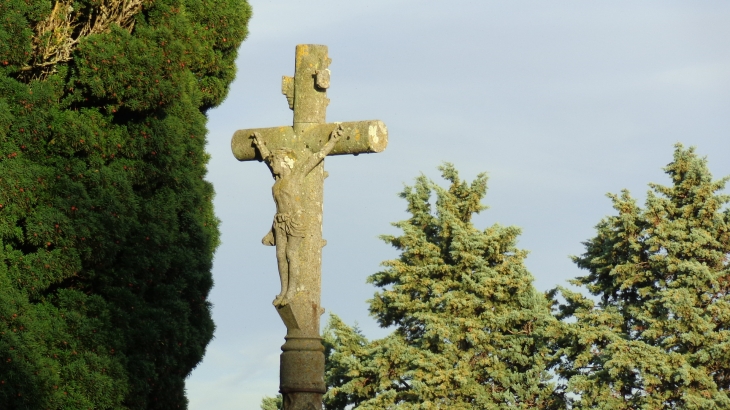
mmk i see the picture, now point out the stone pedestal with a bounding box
[280,337,326,409]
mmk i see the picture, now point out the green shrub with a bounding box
[0,0,251,408]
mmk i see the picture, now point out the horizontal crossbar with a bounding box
[231,120,387,161]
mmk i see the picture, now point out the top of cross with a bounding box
[231,44,387,162]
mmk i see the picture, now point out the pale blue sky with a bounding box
[187,1,730,408]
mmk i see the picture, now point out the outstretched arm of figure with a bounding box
[250,132,272,160]
[302,124,343,175]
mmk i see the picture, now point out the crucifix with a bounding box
[231,44,388,410]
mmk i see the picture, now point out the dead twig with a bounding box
[20,0,145,80]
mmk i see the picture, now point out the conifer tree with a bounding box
[552,145,730,408]
[324,164,560,409]
[0,0,250,408]
[260,394,283,410]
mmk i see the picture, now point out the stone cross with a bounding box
[231,44,387,410]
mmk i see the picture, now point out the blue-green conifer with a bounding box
[553,145,730,408]
[324,164,559,409]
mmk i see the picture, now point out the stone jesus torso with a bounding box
[272,174,303,216]
[271,160,308,238]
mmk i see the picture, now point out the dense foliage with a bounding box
[323,164,559,409]
[260,394,283,410]
[552,145,730,408]
[0,0,250,408]
[259,147,729,409]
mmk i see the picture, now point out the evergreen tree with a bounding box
[324,164,560,409]
[260,394,283,410]
[552,145,730,408]
[0,0,250,408]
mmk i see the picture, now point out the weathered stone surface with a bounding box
[231,126,294,161]
[231,120,387,161]
[231,44,387,410]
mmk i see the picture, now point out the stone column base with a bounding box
[280,337,325,410]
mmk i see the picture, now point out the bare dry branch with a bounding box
[20,0,145,80]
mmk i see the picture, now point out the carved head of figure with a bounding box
[269,148,296,177]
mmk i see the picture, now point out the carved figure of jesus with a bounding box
[251,124,343,307]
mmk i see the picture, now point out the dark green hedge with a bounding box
[0,0,250,408]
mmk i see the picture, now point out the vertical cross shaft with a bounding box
[278,44,330,410]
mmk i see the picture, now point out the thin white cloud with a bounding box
[188,338,279,410]
[654,62,730,90]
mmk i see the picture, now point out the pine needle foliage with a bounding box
[260,394,283,410]
[0,0,251,408]
[324,164,560,409]
[552,145,730,409]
